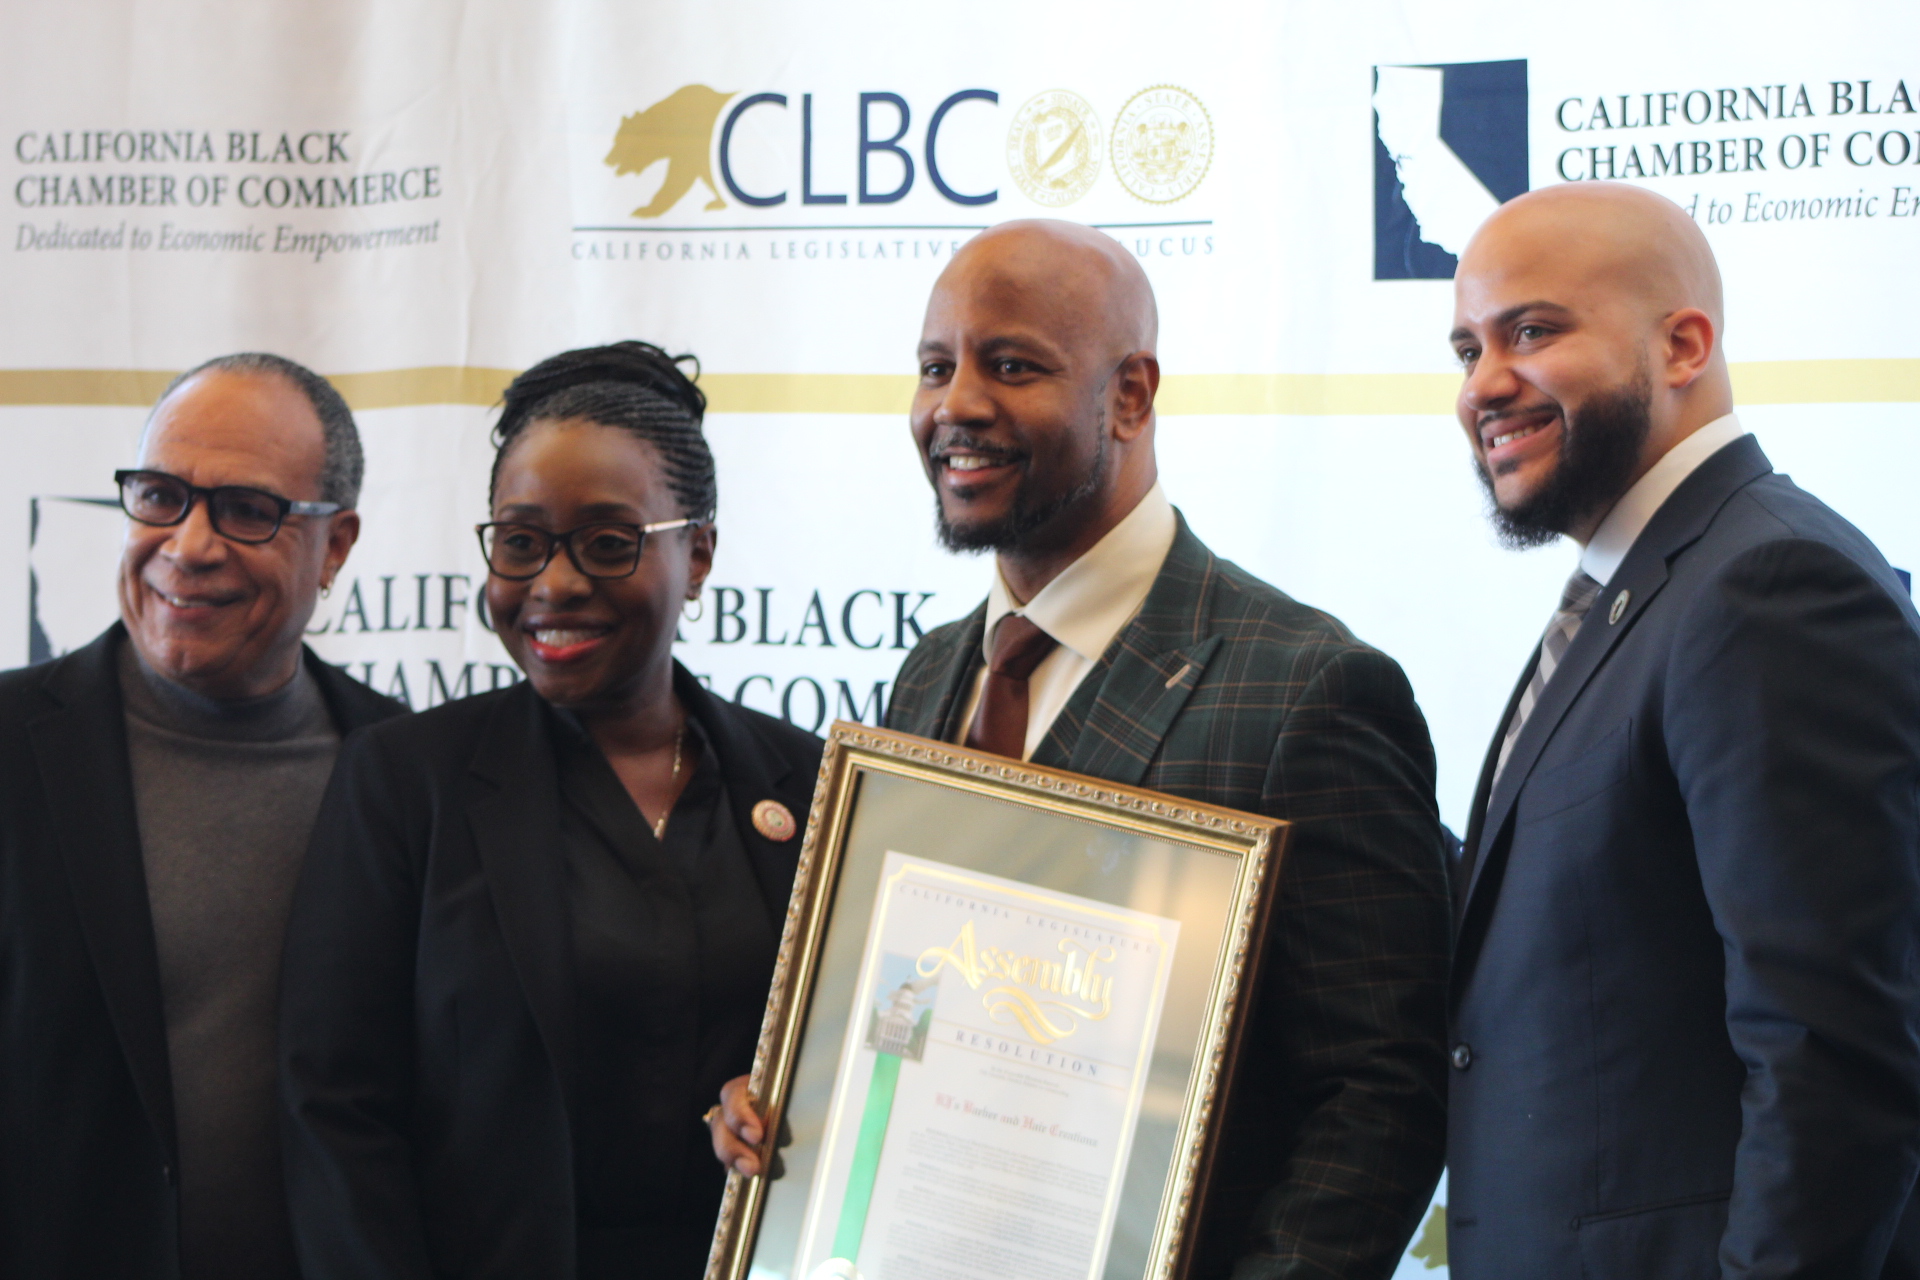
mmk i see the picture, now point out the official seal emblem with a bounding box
[1111,85,1213,204]
[752,798,798,842]
[1006,90,1102,207]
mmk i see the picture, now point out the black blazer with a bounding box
[278,665,823,1280]
[1449,435,1920,1279]
[887,517,1451,1280]
[0,624,404,1280]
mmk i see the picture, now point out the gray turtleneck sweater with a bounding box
[118,641,342,1280]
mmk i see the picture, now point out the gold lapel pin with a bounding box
[1609,590,1631,625]
[752,799,798,842]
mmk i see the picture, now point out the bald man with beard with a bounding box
[718,219,1453,1276]
[1446,183,1920,1278]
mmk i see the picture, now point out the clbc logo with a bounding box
[605,84,1000,217]
[1373,59,1529,280]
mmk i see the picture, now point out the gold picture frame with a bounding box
[706,723,1287,1280]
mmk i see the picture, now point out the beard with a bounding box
[932,419,1109,555]
[1476,372,1653,550]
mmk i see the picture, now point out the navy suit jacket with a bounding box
[1449,435,1920,1279]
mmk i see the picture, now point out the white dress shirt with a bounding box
[1579,412,1749,585]
[959,483,1179,760]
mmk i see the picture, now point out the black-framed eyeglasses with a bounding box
[475,518,700,581]
[115,469,342,545]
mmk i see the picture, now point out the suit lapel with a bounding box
[465,685,577,1108]
[1036,518,1220,786]
[676,665,804,928]
[1050,636,1219,783]
[1459,436,1775,926]
[892,604,985,743]
[1455,651,1537,908]
[30,626,177,1165]
[936,608,987,743]
[1463,557,1670,914]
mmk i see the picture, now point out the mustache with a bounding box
[1476,401,1560,431]
[1476,374,1652,550]
[927,430,1025,464]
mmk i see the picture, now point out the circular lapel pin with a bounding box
[1609,590,1631,625]
[752,799,797,842]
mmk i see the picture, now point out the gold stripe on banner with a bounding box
[0,360,1916,413]
[0,366,520,410]
[1728,359,1920,406]
[699,373,917,415]
[327,366,516,409]
[1156,373,1458,416]
[0,369,180,406]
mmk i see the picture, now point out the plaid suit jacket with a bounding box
[887,515,1450,1280]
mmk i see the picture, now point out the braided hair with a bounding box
[489,340,716,521]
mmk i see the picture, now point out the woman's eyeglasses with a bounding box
[115,469,342,545]
[475,518,699,581]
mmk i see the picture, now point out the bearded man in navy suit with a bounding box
[1445,182,1920,1278]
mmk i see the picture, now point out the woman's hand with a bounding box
[708,1075,766,1177]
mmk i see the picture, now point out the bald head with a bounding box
[912,220,1163,596]
[1463,182,1725,337]
[939,218,1158,360]
[1450,182,1735,547]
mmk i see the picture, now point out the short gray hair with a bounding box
[153,352,364,507]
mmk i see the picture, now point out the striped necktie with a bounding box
[1494,569,1604,782]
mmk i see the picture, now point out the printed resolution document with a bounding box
[795,852,1181,1280]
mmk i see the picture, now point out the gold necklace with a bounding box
[653,722,685,840]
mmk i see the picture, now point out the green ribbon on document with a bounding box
[830,1050,902,1264]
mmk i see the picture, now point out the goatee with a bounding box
[1477,373,1652,550]
[934,422,1108,555]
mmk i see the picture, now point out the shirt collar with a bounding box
[1579,412,1748,587]
[981,482,1178,663]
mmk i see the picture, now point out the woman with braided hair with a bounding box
[278,342,824,1279]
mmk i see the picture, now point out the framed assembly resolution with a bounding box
[706,723,1288,1280]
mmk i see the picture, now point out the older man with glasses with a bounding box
[0,353,405,1280]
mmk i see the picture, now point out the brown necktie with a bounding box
[965,614,1059,759]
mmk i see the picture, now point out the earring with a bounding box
[320,581,333,599]
[683,593,705,623]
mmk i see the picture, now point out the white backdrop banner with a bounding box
[5,2,1918,1273]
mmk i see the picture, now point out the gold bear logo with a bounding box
[605,84,737,218]
[1407,1203,1447,1269]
